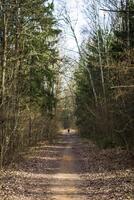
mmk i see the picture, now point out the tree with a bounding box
[74,0,134,150]
[0,0,61,167]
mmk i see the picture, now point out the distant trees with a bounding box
[0,0,61,167]
[74,0,134,150]
[59,87,75,129]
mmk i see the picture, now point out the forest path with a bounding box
[49,131,87,200]
[0,131,134,200]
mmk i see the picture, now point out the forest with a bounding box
[0,0,61,167]
[74,0,134,150]
[0,0,134,200]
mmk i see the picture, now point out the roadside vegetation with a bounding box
[74,0,134,151]
[0,0,61,168]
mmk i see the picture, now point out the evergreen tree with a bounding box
[0,0,61,167]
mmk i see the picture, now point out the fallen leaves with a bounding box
[0,133,134,200]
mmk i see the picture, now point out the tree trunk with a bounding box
[0,2,8,168]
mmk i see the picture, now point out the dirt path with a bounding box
[0,131,134,200]
[49,131,87,200]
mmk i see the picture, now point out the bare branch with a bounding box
[111,85,134,89]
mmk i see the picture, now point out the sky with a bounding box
[53,0,110,87]
[52,0,86,89]
[54,0,86,58]
[53,0,110,59]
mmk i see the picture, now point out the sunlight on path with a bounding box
[49,137,87,200]
[1,131,133,200]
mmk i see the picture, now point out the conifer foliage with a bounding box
[74,0,134,150]
[0,0,60,167]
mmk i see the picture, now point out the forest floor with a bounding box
[0,130,134,200]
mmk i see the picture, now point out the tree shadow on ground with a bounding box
[18,132,133,174]
[1,132,134,200]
